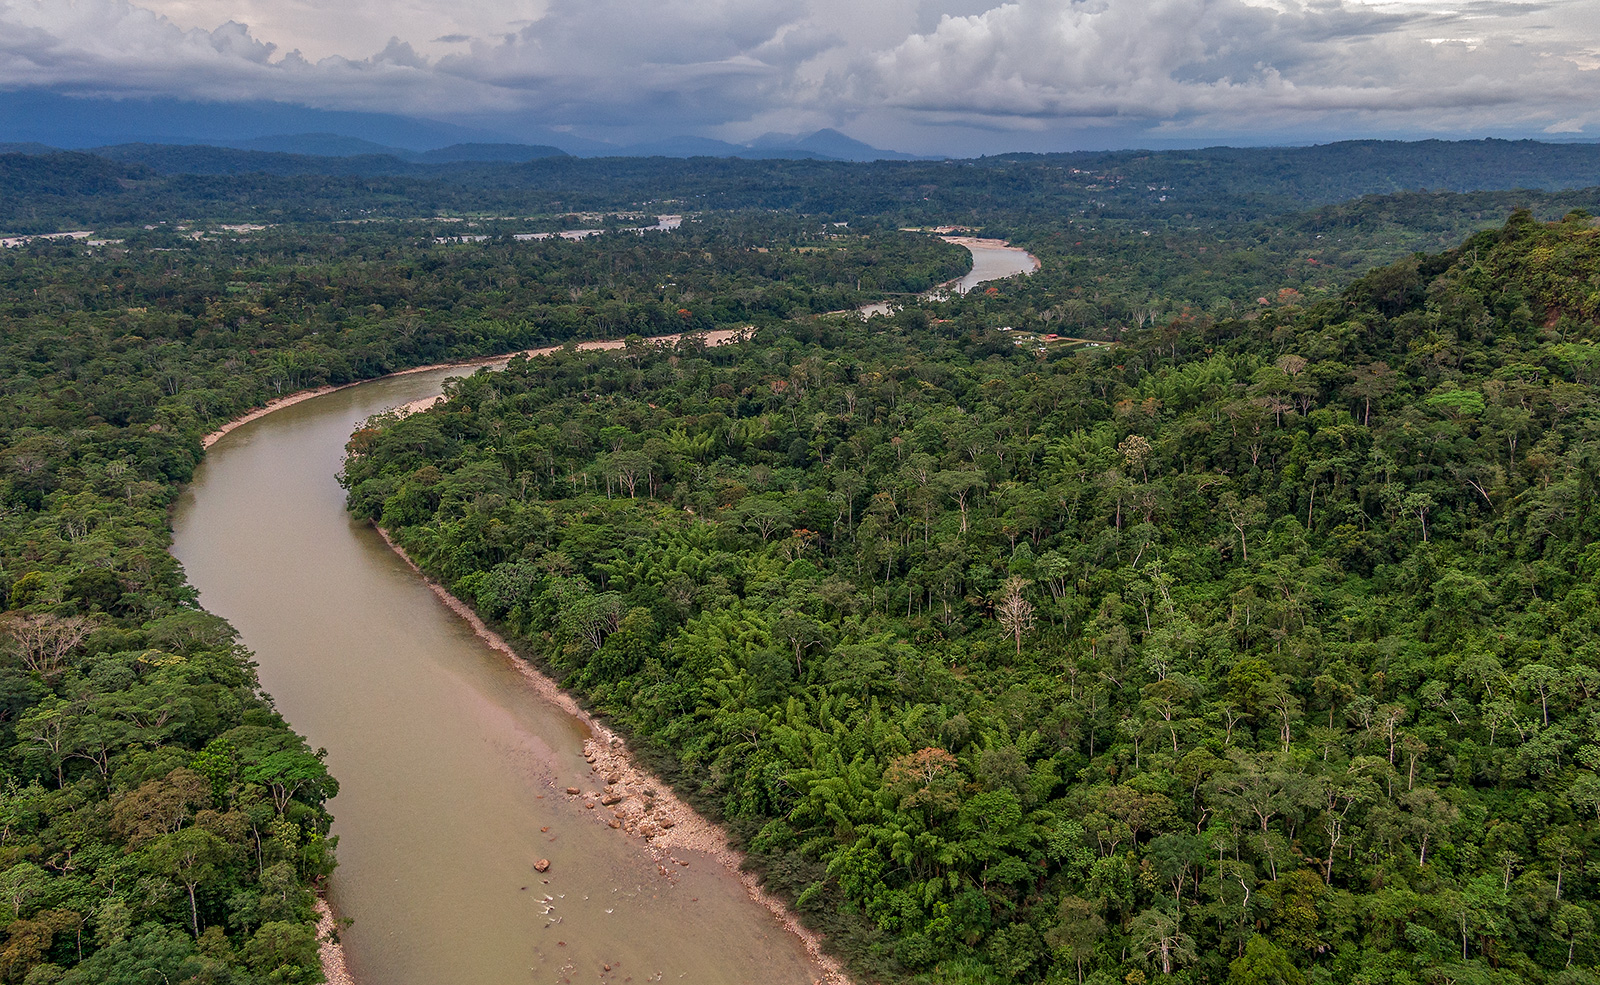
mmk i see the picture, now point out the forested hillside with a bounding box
[343,211,1600,984]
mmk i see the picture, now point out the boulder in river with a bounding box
[534,859,551,872]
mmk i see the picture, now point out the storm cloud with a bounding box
[0,0,1596,153]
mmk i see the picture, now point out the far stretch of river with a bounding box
[169,237,1039,985]
[859,236,1040,317]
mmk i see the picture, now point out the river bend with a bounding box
[172,366,819,985]
[171,234,1041,984]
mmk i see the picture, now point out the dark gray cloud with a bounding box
[854,0,1600,147]
[428,0,808,125]
[0,0,1596,153]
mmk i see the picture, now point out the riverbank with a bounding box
[313,898,354,985]
[182,245,1025,985]
[854,235,1039,317]
[200,327,748,449]
[374,527,854,985]
[194,324,769,985]
[938,235,1043,273]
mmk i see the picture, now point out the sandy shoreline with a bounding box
[313,898,354,985]
[199,327,748,450]
[939,233,1044,271]
[851,236,1040,318]
[375,527,853,985]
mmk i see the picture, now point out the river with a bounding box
[171,364,821,985]
[858,236,1040,317]
[168,234,1039,984]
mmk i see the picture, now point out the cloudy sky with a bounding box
[1,0,1597,154]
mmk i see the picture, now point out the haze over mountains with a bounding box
[0,92,927,162]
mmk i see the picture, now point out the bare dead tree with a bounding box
[3,613,93,679]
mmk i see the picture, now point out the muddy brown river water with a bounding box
[857,236,1039,317]
[169,235,1041,983]
[171,364,821,985]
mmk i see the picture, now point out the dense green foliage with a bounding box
[5,138,1600,233]
[0,417,338,981]
[344,211,1600,984]
[932,189,1600,338]
[0,220,964,443]
[7,139,1600,984]
[0,214,969,983]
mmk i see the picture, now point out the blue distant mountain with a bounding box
[750,128,930,162]
[607,136,751,158]
[612,135,837,160]
[0,90,926,162]
[0,91,506,150]
[413,143,568,163]
[612,129,929,161]
[219,133,408,157]
[77,141,570,176]
[212,134,567,162]
[86,143,426,176]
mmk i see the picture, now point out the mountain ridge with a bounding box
[0,92,927,161]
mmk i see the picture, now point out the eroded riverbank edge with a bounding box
[374,526,855,985]
[313,900,354,985]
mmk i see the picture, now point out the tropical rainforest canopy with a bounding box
[344,211,1600,985]
[0,140,1597,983]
